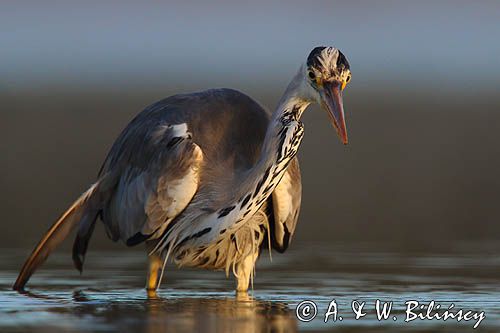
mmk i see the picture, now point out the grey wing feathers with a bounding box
[14,182,101,290]
[100,123,203,245]
[269,157,302,252]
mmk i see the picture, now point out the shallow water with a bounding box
[1,242,500,332]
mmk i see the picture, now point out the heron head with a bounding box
[305,46,351,145]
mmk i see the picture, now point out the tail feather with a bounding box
[13,183,100,291]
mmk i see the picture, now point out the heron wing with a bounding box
[92,88,274,248]
[100,122,203,245]
[269,157,302,252]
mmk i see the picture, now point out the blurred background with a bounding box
[2,0,500,252]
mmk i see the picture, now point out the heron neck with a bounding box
[239,72,309,196]
[273,69,311,122]
[225,70,310,227]
[262,70,310,161]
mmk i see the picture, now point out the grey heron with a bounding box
[13,46,351,293]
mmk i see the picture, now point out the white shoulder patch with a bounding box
[170,123,189,137]
[152,123,190,144]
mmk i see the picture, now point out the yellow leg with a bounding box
[146,253,163,292]
[235,253,258,293]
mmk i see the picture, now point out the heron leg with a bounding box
[235,253,258,293]
[145,240,166,293]
[146,253,164,292]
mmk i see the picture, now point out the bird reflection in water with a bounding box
[144,293,297,333]
[18,289,298,333]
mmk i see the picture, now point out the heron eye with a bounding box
[346,74,351,83]
[308,71,315,80]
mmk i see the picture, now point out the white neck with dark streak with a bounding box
[228,68,311,224]
[250,67,311,185]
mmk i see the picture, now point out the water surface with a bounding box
[1,243,499,332]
